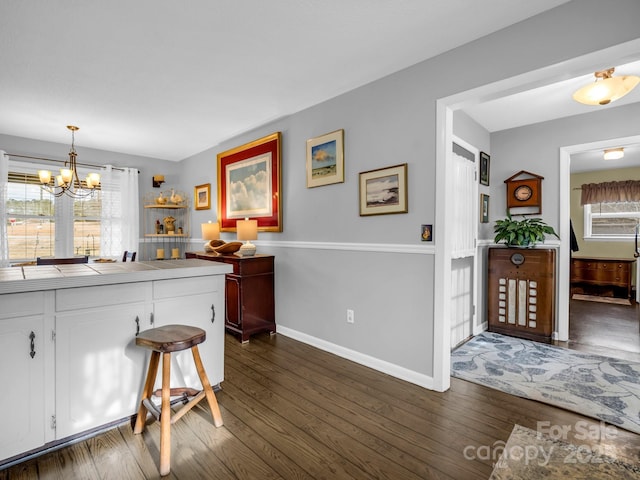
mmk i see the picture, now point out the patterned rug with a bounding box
[490,424,640,479]
[451,332,640,435]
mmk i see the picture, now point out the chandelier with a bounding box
[38,125,101,198]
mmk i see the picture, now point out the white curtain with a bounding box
[0,151,8,267]
[100,166,139,257]
[450,149,476,258]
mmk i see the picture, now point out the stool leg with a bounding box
[160,352,172,476]
[134,350,160,434]
[191,345,223,427]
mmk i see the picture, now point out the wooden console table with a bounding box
[570,257,635,300]
[186,252,275,342]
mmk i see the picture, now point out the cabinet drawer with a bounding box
[56,282,149,311]
[154,276,221,299]
[0,292,46,318]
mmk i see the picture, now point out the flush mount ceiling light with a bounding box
[603,147,624,160]
[572,68,640,106]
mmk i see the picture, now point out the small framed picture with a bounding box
[359,163,408,216]
[421,224,433,242]
[306,129,344,188]
[480,193,490,223]
[479,151,490,186]
[194,183,211,210]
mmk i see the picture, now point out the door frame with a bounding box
[433,39,640,392]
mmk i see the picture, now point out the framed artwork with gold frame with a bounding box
[217,132,282,232]
[194,183,211,210]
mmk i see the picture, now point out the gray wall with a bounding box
[489,102,640,234]
[4,0,640,385]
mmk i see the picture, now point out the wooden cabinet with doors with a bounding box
[487,247,556,342]
[186,252,275,343]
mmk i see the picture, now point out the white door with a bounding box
[450,138,479,348]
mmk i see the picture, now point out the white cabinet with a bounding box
[151,276,225,390]
[53,275,225,439]
[0,293,47,460]
[54,283,150,438]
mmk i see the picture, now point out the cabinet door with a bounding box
[152,276,225,388]
[55,304,147,438]
[0,314,45,460]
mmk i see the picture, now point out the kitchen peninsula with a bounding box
[0,259,232,465]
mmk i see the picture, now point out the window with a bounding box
[7,163,102,261]
[583,202,640,240]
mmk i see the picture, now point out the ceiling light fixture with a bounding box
[572,67,640,106]
[38,126,101,198]
[603,147,624,160]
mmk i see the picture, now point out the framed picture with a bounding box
[421,224,433,242]
[480,193,490,223]
[480,151,490,186]
[194,183,211,210]
[359,163,408,216]
[306,129,344,188]
[217,132,282,232]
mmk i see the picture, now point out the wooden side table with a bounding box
[185,252,275,342]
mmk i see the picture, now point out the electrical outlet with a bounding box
[346,309,355,324]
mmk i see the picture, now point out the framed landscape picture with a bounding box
[359,163,408,216]
[217,132,282,232]
[194,183,210,210]
[306,129,344,188]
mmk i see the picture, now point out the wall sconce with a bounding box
[152,174,165,188]
[236,218,258,256]
[201,221,221,252]
[603,147,624,160]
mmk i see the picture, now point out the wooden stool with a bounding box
[133,324,223,476]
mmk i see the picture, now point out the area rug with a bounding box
[572,293,632,306]
[451,332,640,435]
[489,424,640,479]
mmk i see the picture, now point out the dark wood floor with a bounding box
[566,298,640,362]
[2,329,639,479]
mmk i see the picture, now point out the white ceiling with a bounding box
[0,0,570,161]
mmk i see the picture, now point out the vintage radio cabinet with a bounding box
[487,247,556,342]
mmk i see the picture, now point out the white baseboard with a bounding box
[473,322,488,336]
[276,325,434,390]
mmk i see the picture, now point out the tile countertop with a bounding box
[0,259,233,295]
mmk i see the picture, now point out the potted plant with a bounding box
[494,212,559,247]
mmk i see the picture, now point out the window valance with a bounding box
[580,180,640,205]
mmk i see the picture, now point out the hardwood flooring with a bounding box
[2,332,639,479]
[565,298,640,362]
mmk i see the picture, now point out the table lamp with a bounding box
[236,218,258,256]
[201,221,220,252]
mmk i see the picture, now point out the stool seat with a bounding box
[133,324,223,476]
[136,324,206,353]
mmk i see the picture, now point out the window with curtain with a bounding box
[580,180,640,239]
[5,161,139,262]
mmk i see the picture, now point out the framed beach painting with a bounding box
[359,163,408,216]
[306,129,344,188]
[217,132,282,232]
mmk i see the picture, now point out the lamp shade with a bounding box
[572,69,640,106]
[201,221,220,240]
[236,219,258,241]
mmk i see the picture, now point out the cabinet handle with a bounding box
[135,316,140,336]
[211,304,215,323]
[150,312,154,326]
[29,331,36,359]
